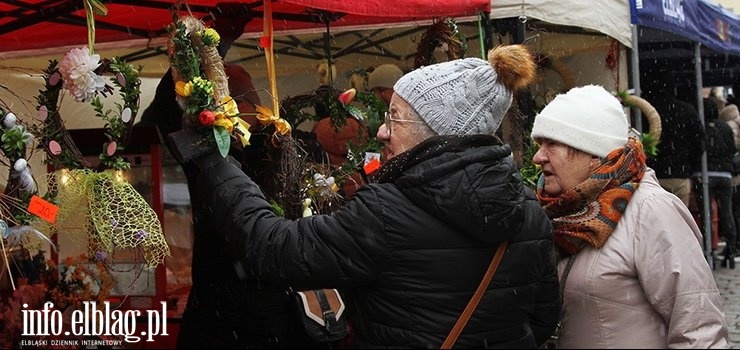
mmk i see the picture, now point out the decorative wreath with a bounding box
[33,54,141,171]
[414,18,467,68]
[27,2,169,268]
[262,87,385,218]
[281,86,384,132]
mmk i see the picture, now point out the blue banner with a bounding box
[630,0,739,54]
[696,0,739,53]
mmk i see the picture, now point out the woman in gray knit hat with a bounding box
[179,45,559,348]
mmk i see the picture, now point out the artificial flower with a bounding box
[213,118,234,133]
[274,118,292,135]
[175,80,193,97]
[219,96,239,117]
[338,88,356,105]
[199,27,220,47]
[58,47,106,103]
[198,110,215,126]
[191,76,214,94]
[301,198,313,217]
[256,104,278,125]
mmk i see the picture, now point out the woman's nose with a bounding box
[532,148,545,165]
[377,123,390,141]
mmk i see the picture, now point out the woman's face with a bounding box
[376,94,422,159]
[532,138,596,196]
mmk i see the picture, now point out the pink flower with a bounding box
[338,88,356,105]
[58,47,106,102]
[199,110,216,126]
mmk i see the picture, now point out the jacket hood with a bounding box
[392,135,527,243]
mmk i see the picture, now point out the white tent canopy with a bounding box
[489,0,633,48]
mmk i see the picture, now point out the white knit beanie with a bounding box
[393,45,537,136]
[368,64,404,90]
[530,85,629,157]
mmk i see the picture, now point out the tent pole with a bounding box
[478,11,492,57]
[324,18,333,87]
[630,25,642,132]
[514,16,526,44]
[696,42,713,268]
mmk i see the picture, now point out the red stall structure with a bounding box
[0,1,492,348]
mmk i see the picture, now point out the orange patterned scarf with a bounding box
[537,138,647,256]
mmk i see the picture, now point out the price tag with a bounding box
[363,152,382,175]
[27,195,59,224]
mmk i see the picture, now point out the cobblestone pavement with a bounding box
[714,261,740,348]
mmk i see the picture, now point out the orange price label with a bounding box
[27,195,59,224]
[363,158,381,175]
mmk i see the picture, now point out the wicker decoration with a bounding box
[167,15,253,157]
[620,92,662,156]
[414,18,467,68]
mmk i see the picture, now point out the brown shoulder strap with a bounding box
[441,241,508,349]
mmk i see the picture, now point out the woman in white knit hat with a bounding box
[530,85,729,348]
[176,45,560,348]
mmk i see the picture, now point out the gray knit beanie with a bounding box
[393,45,536,136]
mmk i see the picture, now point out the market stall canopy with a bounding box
[0,0,490,55]
[488,0,632,47]
[631,0,740,54]
[631,0,740,86]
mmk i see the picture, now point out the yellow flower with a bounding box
[255,104,278,125]
[199,28,221,47]
[175,81,193,97]
[213,111,227,120]
[213,118,234,133]
[274,118,292,135]
[219,96,239,117]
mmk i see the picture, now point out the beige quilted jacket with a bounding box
[556,169,729,349]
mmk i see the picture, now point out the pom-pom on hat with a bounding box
[368,64,404,90]
[393,45,536,136]
[530,85,629,158]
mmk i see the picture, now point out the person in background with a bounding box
[727,82,740,107]
[695,98,737,269]
[367,63,404,105]
[720,103,740,257]
[640,69,704,207]
[530,85,729,348]
[138,4,325,348]
[180,45,560,348]
[719,104,740,150]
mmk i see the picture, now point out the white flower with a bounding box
[58,47,106,102]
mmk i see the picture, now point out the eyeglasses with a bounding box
[384,111,424,136]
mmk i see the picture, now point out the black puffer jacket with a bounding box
[193,135,560,348]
